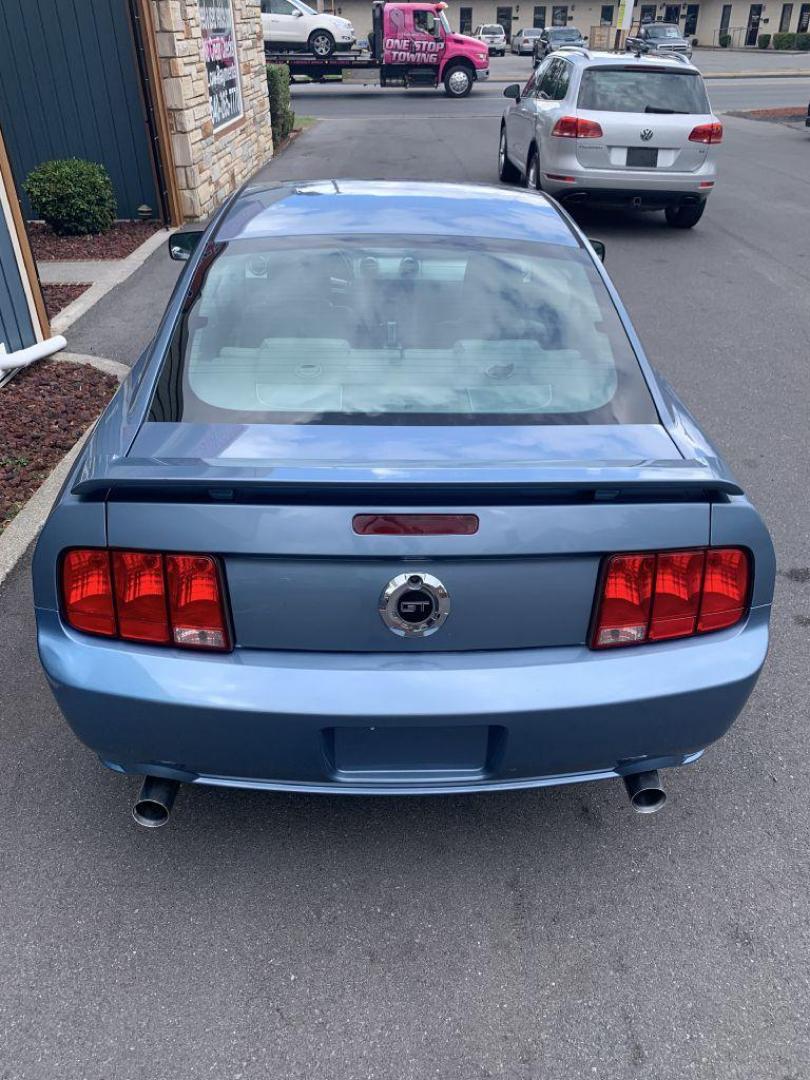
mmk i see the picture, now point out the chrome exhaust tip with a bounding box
[133,777,180,828]
[623,770,666,814]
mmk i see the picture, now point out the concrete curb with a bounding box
[50,227,177,334]
[56,351,131,381]
[0,352,128,590]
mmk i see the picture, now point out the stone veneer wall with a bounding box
[149,0,273,221]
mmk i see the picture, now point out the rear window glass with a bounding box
[482,25,503,32]
[578,68,710,113]
[551,28,582,38]
[150,237,657,427]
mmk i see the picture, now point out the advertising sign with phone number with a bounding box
[199,0,244,131]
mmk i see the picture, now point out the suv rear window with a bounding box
[151,236,657,427]
[482,25,503,32]
[578,68,710,113]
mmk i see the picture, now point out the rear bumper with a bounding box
[37,606,770,795]
[553,187,711,211]
[541,160,717,205]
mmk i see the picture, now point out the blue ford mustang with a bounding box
[33,180,774,826]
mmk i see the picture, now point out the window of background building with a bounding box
[780,2,794,29]
[799,2,810,30]
[552,5,568,25]
[534,5,547,27]
[496,6,513,38]
[600,5,614,23]
[640,5,657,23]
[459,5,473,32]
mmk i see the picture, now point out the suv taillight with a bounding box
[61,549,231,651]
[688,121,723,144]
[551,116,603,139]
[591,547,750,649]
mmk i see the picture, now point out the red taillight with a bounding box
[688,121,723,145]
[166,555,230,650]
[592,547,749,649]
[697,548,749,633]
[112,551,170,644]
[353,513,479,536]
[62,549,116,637]
[649,550,704,641]
[593,554,655,648]
[551,115,603,139]
[61,549,230,651]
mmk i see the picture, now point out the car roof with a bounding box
[218,180,580,247]
[553,49,698,71]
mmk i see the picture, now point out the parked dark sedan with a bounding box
[533,25,586,63]
[34,180,774,827]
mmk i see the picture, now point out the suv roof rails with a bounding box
[555,44,591,58]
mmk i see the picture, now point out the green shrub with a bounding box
[719,32,732,47]
[24,158,116,235]
[796,31,810,49]
[772,31,797,48]
[266,64,295,146]
[757,32,771,48]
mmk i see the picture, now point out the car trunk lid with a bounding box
[575,109,711,172]
[85,422,731,653]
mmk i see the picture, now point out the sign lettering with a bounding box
[199,0,243,131]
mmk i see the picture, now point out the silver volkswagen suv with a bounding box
[498,49,720,228]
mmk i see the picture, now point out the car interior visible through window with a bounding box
[150,237,658,426]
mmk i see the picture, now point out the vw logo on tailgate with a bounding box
[640,128,654,142]
[379,572,450,638]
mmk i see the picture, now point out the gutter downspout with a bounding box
[0,335,67,374]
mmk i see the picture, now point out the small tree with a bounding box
[719,33,732,47]
[24,158,116,235]
[757,32,771,48]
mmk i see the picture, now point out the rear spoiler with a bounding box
[71,457,743,498]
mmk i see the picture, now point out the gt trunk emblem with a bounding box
[379,572,450,638]
[640,128,654,141]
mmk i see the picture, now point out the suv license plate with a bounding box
[627,147,658,167]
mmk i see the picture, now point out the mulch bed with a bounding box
[0,360,118,531]
[42,282,92,319]
[727,106,808,124]
[28,220,162,261]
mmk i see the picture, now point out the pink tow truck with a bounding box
[265,1,490,98]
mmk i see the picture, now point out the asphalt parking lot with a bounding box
[2,82,810,1079]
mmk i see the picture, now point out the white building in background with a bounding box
[321,0,810,48]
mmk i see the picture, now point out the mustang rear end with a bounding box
[33,181,774,826]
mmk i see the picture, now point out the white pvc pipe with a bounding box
[0,334,67,372]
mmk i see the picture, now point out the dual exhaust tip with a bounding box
[131,769,666,828]
[623,769,667,814]
[133,776,180,829]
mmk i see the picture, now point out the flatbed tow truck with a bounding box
[265,1,490,97]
